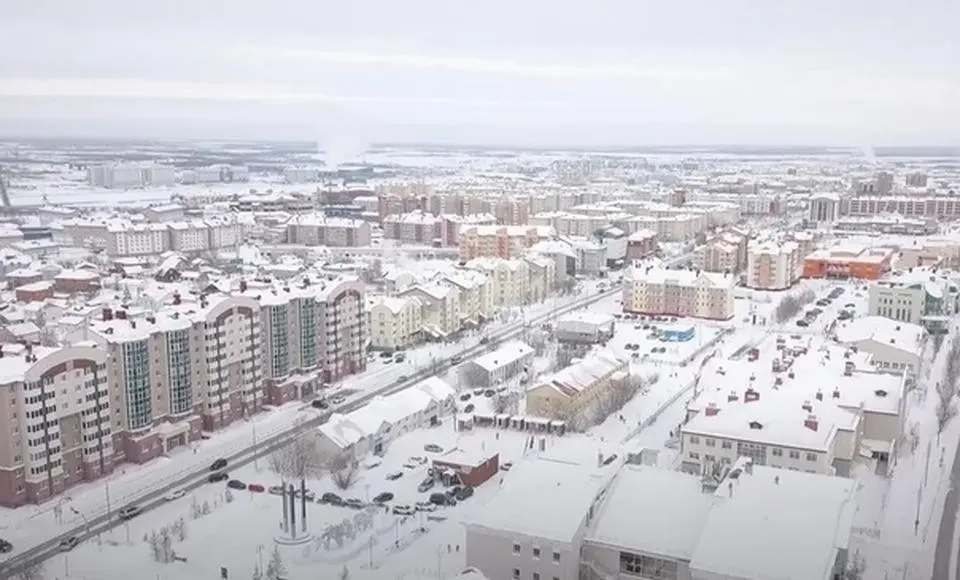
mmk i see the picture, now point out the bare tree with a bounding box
[339,565,350,580]
[774,289,815,324]
[842,551,866,580]
[265,546,286,580]
[493,392,519,415]
[159,526,174,563]
[936,335,960,433]
[329,452,359,491]
[14,561,45,580]
[149,531,163,562]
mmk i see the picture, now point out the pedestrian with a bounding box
[456,544,460,552]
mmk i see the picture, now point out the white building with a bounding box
[868,267,958,326]
[314,377,455,459]
[833,316,924,372]
[459,340,535,388]
[745,240,802,290]
[87,163,175,189]
[555,312,615,344]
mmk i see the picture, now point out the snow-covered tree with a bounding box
[190,497,201,519]
[339,565,350,580]
[159,526,174,563]
[174,517,187,541]
[252,563,264,580]
[329,452,358,491]
[225,488,234,503]
[201,500,211,515]
[14,561,45,580]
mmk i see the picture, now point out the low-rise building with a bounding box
[526,351,629,425]
[623,266,736,321]
[833,316,924,373]
[459,340,535,388]
[803,245,894,280]
[868,267,959,326]
[625,229,658,262]
[458,225,541,261]
[555,312,615,344]
[286,214,372,247]
[399,283,462,339]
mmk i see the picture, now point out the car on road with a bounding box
[208,472,229,483]
[385,471,403,481]
[330,395,346,405]
[117,505,142,520]
[392,504,416,516]
[210,458,228,471]
[319,492,344,506]
[0,538,12,553]
[163,489,186,502]
[373,492,394,504]
[227,479,247,490]
[345,498,365,509]
[311,399,329,410]
[58,536,80,552]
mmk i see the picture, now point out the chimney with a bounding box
[744,388,760,403]
[727,390,739,402]
[833,388,841,399]
[804,414,819,431]
[815,390,823,401]
[801,400,813,412]
[116,310,127,320]
[705,402,720,416]
[102,308,114,321]
[173,292,182,305]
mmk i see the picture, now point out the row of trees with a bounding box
[773,289,816,324]
[543,371,657,432]
[936,331,960,433]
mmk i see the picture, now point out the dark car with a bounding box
[459,393,471,402]
[208,471,229,483]
[117,505,142,520]
[311,399,329,410]
[796,320,809,327]
[345,498,364,509]
[227,479,247,490]
[0,539,13,553]
[319,492,344,505]
[210,458,228,471]
[373,492,394,504]
[429,492,457,506]
[454,487,474,501]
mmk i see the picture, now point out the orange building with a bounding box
[802,246,894,280]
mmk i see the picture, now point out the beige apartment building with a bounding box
[695,232,747,274]
[285,214,372,247]
[399,283,462,338]
[466,258,531,307]
[0,343,114,507]
[746,240,802,290]
[623,267,736,320]
[458,225,541,261]
[442,270,495,325]
[367,296,423,351]
[62,217,244,257]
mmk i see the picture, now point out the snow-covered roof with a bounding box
[625,266,737,289]
[834,316,924,356]
[534,351,626,398]
[464,457,612,542]
[586,466,716,561]
[690,465,855,580]
[469,340,533,372]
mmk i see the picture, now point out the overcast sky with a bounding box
[0,0,957,146]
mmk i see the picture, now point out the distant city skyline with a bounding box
[0,0,957,146]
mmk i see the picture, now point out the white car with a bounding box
[163,489,186,501]
[392,505,416,516]
[415,501,437,512]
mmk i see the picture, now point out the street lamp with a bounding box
[69,506,94,542]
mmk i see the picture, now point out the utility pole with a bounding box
[252,420,259,470]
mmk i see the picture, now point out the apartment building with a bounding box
[0,343,114,507]
[441,270,495,324]
[625,229,658,262]
[87,163,175,189]
[286,214,372,247]
[493,198,530,225]
[398,283,462,338]
[255,278,367,402]
[526,352,629,425]
[834,215,937,235]
[458,226,541,261]
[745,241,802,290]
[62,217,244,257]
[844,196,960,220]
[427,194,491,217]
[803,246,895,280]
[623,266,736,321]
[180,165,249,184]
[466,258,531,307]
[383,211,444,245]
[695,230,748,274]
[525,255,556,302]
[808,193,841,225]
[367,296,422,351]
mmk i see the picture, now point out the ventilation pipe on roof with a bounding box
[815,390,823,401]
[804,414,819,431]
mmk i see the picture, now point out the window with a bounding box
[620,551,678,580]
[689,436,700,444]
[705,438,716,447]
[513,544,521,554]
[705,454,715,463]
[552,552,560,563]
[513,570,520,579]
[533,574,540,580]
[532,547,541,558]
[772,448,783,457]
[789,450,800,459]
[721,441,732,449]
[689,452,700,460]
[805,453,817,462]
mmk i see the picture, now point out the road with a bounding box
[932,434,960,580]
[0,285,622,578]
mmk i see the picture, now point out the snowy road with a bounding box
[0,285,622,578]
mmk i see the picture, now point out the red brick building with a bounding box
[54,270,101,293]
[15,280,54,302]
[432,450,499,488]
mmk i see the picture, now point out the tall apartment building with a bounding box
[0,343,114,507]
[427,194,491,217]
[286,214,372,247]
[62,217,244,257]
[844,196,960,219]
[623,266,736,320]
[458,226,541,261]
[256,278,366,403]
[493,198,529,225]
[382,211,442,245]
[87,163,175,189]
[745,241,802,290]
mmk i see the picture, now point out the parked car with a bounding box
[311,399,329,409]
[226,479,247,490]
[0,539,13,553]
[417,478,436,493]
[163,489,186,502]
[118,505,142,520]
[415,501,437,512]
[208,472,229,483]
[210,458,228,471]
[58,536,80,552]
[796,320,809,327]
[373,492,394,504]
[330,395,346,405]
[247,484,266,493]
[386,471,404,481]
[319,492,344,505]
[464,403,475,413]
[459,393,471,402]
[345,498,364,509]
[450,355,462,365]
[294,488,316,501]
[429,492,456,506]
[392,504,416,516]
[500,462,513,471]
[454,487,474,501]
[268,486,285,495]
[423,444,443,453]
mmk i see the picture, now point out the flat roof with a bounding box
[691,465,855,580]
[586,466,716,561]
[464,457,612,542]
